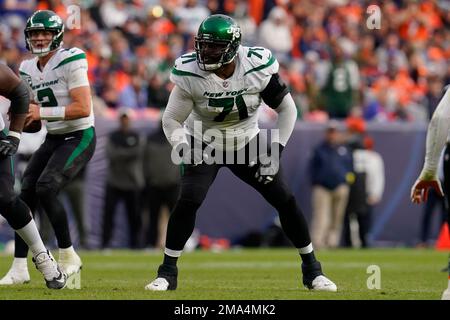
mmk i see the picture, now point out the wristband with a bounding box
[40,107,66,120]
[7,131,21,140]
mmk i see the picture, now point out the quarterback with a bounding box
[146,14,337,292]
[0,10,95,285]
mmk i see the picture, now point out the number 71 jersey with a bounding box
[19,47,94,134]
[170,46,279,151]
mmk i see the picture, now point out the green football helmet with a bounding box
[24,10,64,57]
[195,14,241,71]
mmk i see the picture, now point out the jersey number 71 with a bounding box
[209,95,248,122]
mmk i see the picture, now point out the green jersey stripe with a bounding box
[172,68,205,79]
[19,70,31,77]
[53,53,87,70]
[244,55,276,75]
[63,127,94,170]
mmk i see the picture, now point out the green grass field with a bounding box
[0,248,448,300]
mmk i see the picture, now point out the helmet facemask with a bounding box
[195,37,237,71]
[25,29,63,57]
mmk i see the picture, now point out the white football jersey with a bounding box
[19,47,94,134]
[170,45,279,151]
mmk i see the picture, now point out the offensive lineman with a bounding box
[145,14,337,292]
[0,63,66,289]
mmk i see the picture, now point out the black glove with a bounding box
[0,135,20,157]
[249,143,284,184]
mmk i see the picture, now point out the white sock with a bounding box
[15,220,46,257]
[298,243,314,255]
[11,257,28,270]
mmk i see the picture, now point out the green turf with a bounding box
[0,248,447,300]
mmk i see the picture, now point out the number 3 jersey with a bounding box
[170,46,279,151]
[19,47,95,134]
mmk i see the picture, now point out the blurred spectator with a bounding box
[318,39,360,119]
[102,110,144,249]
[341,129,385,249]
[258,6,292,64]
[142,123,180,249]
[0,0,446,124]
[118,73,148,109]
[309,122,353,249]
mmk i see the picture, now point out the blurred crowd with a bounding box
[0,0,449,123]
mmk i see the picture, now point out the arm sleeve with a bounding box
[162,85,194,148]
[421,87,450,178]
[272,93,297,147]
[8,80,30,114]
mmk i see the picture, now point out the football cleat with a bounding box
[0,267,30,285]
[33,250,66,289]
[302,261,337,292]
[308,275,338,292]
[145,264,178,291]
[58,250,82,277]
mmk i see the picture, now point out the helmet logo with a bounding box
[227,26,241,41]
[48,15,63,26]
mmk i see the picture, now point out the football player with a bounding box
[411,85,450,300]
[0,63,66,289]
[0,10,96,285]
[145,14,337,292]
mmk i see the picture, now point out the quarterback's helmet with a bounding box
[195,14,241,71]
[24,10,64,56]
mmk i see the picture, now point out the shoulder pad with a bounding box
[241,46,279,76]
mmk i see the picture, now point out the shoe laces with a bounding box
[33,251,60,280]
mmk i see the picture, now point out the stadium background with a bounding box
[0,0,448,249]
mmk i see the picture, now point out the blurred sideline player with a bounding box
[0,64,66,289]
[0,10,96,285]
[411,85,450,300]
[145,14,336,292]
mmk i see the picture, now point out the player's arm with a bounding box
[260,73,295,152]
[411,86,450,203]
[27,62,91,122]
[0,64,30,156]
[162,85,194,149]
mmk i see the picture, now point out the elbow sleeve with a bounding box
[8,81,30,114]
[260,73,290,109]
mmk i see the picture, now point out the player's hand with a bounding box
[26,103,41,125]
[0,135,20,157]
[249,143,284,185]
[411,172,444,204]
